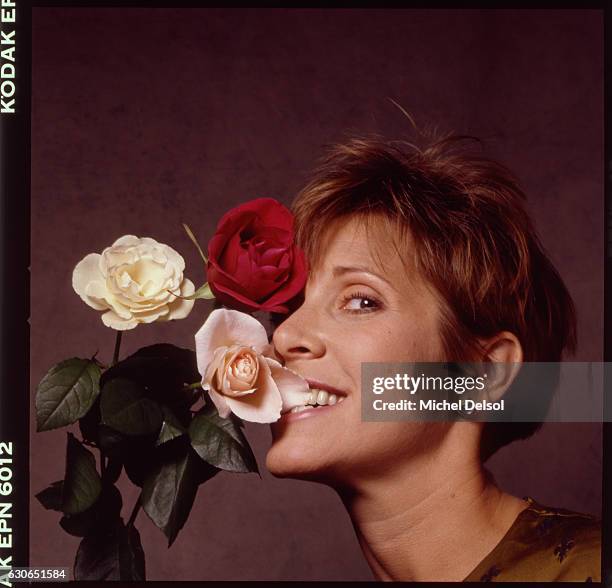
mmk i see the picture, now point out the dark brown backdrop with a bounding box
[30,8,602,581]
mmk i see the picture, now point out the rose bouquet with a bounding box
[34,198,309,581]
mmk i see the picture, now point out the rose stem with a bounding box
[112,331,123,366]
[101,331,123,480]
[128,495,142,528]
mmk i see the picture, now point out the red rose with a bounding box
[206,198,307,313]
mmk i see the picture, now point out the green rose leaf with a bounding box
[101,344,201,416]
[156,407,186,447]
[36,358,102,432]
[60,484,122,537]
[62,433,102,515]
[141,446,200,547]
[100,378,163,436]
[181,282,215,301]
[124,431,206,489]
[98,425,127,457]
[35,480,64,511]
[104,456,123,485]
[189,408,258,474]
[78,396,101,446]
[182,222,208,264]
[74,521,145,581]
[127,344,199,378]
[121,437,157,488]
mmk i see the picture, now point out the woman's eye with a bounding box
[340,291,381,314]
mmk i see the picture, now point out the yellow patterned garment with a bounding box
[463,497,601,582]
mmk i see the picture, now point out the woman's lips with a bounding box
[277,399,346,425]
[304,379,347,397]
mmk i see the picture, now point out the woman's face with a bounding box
[266,216,451,484]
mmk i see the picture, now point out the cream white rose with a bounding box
[195,309,309,423]
[72,235,195,330]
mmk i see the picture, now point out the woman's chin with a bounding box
[265,439,337,481]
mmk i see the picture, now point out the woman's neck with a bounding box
[336,430,529,582]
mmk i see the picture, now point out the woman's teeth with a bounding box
[289,389,345,413]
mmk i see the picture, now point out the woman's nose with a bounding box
[272,306,325,362]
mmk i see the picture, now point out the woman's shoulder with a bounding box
[464,497,601,582]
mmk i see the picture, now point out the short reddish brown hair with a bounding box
[291,133,577,458]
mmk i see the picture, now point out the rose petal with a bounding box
[222,382,257,397]
[259,248,308,311]
[160,243,186,274]
[101,309,139,330]
[221,346,259,395]
[100,249,138,274]
[139,236,167,249]
[248,226,292,248]
[165,279,195,320]
[225,360,258,394]
[208,214,256,268]
[202,346,228,392]
[218,231,248,275]
[194,309,269,377]
[220,198,294,229]
[206,262,253,297]
[103,291,135,319]
[111,235,141,248]
[207,388,232,419]
[225,363,283,423]
[234,249,256,291]
[72,253,108,310]
[149,246,168,265]
[84,280,110,309]
[128,306,169,323]
[266,357,310,412]
[260,246,288,266]
[254,265,286,280]
[261,343,283,361]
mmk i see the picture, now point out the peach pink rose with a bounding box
[195,309,309,423]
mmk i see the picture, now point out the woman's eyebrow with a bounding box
[331,265,394,287]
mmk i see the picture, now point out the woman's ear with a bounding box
[478,331,523,402]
